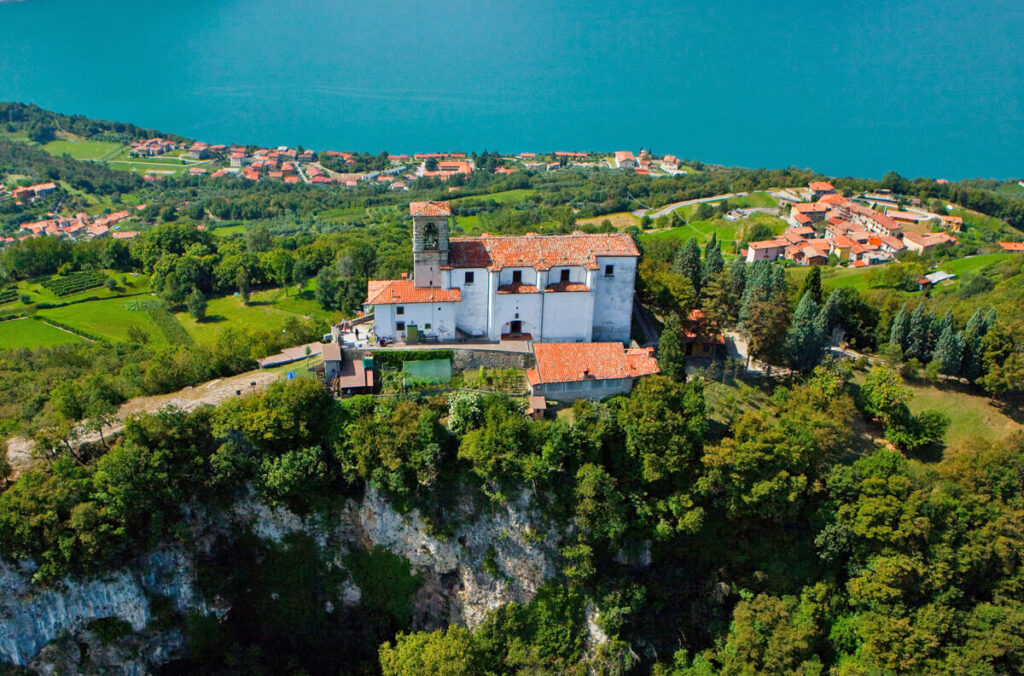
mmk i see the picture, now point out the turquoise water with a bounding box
[1,0,1022,179]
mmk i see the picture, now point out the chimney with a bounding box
[400,272,408,280]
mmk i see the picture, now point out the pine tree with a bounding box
[961,308,994,382]
[802,266,823,305]
[658,314,687,382]
[704,270,738,332]
[673,237,703,297]
[702,241,724,287]
[703,232,718,259]
[817,289,842,340]
[889,304,909,355]
[186,287,207,322]
[235,267,251,304]
[786,291,827,372]
[933,324,964,377]
[728,257,746,300]
[905,303,933,361]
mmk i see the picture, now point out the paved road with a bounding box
[646,192,749,220]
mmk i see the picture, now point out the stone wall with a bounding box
[343,347,534,373]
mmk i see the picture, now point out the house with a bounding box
[999,241,1024,252]
[809,181,836,199]
[323,343,375,395]
[792,202,829,224]
[613,151,636,169]
[918,271,956,290]
[939,215,963,232]
[186,142,209,159]
[526,342,660,402]
[745,239,788,263]
[683,309,725,357]
[903,231,957,255]
[886,210,931,226]
[365,201,640,344]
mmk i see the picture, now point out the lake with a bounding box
[1,0,1022,179]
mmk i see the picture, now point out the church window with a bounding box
[396,306,404,315]
[465,271,474,284]
[560,269,570,282]
[423,223,439,249]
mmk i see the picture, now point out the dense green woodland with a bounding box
[2,106,1024,673]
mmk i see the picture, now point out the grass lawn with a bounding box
[576,211,640,228]
[644,213,785,249]
[176,287,339,345]
[906,381,1022,447]
[0,317,84,350]
[211,224,246,238]
[0,272,151,309]
[42,139,124,161]
[674,191,779,220]
[37,296,167,343]
[454,188,537,205]
[939,253,1013,277]
[787,265,877,292]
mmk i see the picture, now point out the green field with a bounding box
[0,317,85,350]
[906,381,1022,447]
[211,224,246,238]
[174,288,338,344]
[454,188,537,205]
[939,253,1014,277]
[37,296,168,343]
[644,212,786,251]
[42,139,124,161]
[0,272,151,308]
[673,192,779,220]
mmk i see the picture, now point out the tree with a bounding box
[801,266,823,305]
[315,267,339,311]
[744,297,792,375]
[785,292,827,372]
[979,323,1024,401]
[424,157,439,172]
[888,304,910,355]
[574,463,627,543]
[186,287,207,321]
[235,266,250,304]
[379,626,477,676]
[703,240,724,287]
[265,250,295,295]
[0,440,12,488]
[672,237,703,297]
[695,202,714,221]
[905,303,935,362]
[658,314,687,382]
[932,324,964,377]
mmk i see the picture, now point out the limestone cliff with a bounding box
[0,485,561,670]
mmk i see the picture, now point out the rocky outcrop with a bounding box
[0,485,562,668]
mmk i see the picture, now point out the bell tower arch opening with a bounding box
[410,201,452,288]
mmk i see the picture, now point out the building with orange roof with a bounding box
[745,238,788,263]
[365,201,640,344]
[613,151,636,169]
[903,231,957,255]
[809,181,836,199]
[527,342,659,401]
[999,242,1024,252]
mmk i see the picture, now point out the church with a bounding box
[364,201,639,344]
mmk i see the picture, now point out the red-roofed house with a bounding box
[613,151,636,169]
[365,202,640,344]
[527,342,659,401]
[903,231,957,255]
[745,239,788,263]
[809,181,836,199]
[999,242,1024,252]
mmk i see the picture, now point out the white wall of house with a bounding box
[531,377,635,402]
[490,291,543,341]
[589,256,636,343]
[541,291,594,342]
[445,267,490,337]
[373,302,457,341]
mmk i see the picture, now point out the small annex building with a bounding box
[526,342,660,402]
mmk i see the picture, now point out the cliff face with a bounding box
[0,485,561,669]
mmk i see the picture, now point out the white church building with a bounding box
[365,201,640,344]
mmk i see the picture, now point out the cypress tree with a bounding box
[933,324,964,377]
[704,232,718,259]
[729,257,747,299]
[889,304,910,355]
[703,241,724,287]
[786,291,827,372]
[658,314,687,382]
[672,237,703,297]
[905,303,932,361]
[802,266,823,305]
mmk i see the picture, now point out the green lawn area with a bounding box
[42,139,124,161]
[645,213,785,249]
[454,188,537,205]
[674,191,779,220]
[906,381,1022,447]
[175,287,339,345]
[37,296,168,344]
[211,224,246,238]
[0,317,85,350]
[0,272,151,309]
[939,253,1013,277]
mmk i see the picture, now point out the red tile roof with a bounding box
[409,201,452,217]
[365,279,461,305]
[819,194,850,206]
[809,181,835,191]
[446,232,638,271]
[531,342,660,385]
[497,282,540,294]
[544,281,590,293]
[999,242,1024,251]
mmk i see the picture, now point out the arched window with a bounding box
[423,223,439,249]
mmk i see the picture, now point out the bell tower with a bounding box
[410,201,451,288]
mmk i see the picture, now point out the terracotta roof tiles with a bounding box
[365,279,461,305]
[409,201,452,217]
[532,342,659,385]
[446,232,638,271]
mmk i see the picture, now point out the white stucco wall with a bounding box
[531,377,634,402]
[490,291,543,341]
[372,302,457,341]
[447,267,490,337]
[589,256,636,343]
[541,291,594,342]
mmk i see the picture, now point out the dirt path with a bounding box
[5,369,281,477]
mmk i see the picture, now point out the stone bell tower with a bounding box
[410,201,451,288]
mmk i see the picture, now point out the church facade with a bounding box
[365,201,639,344]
